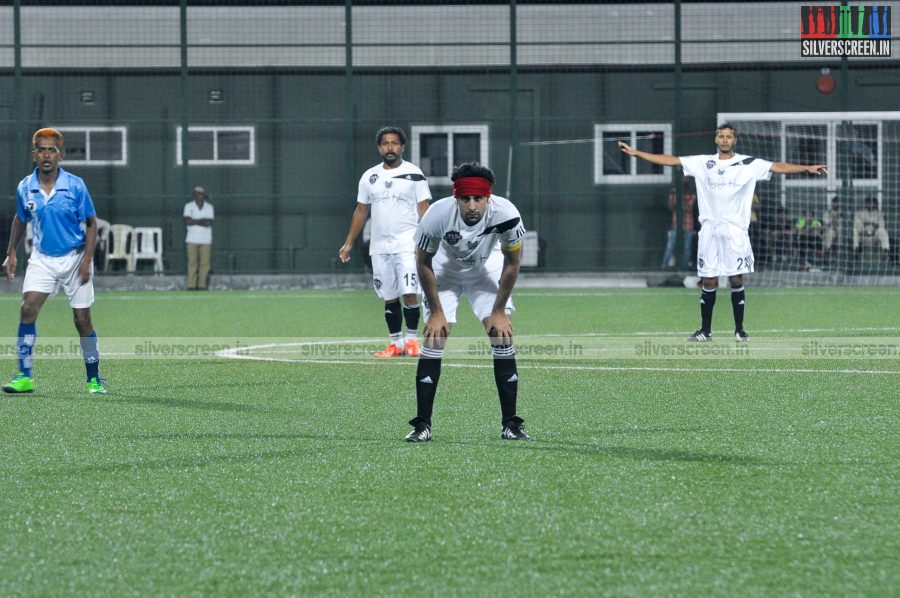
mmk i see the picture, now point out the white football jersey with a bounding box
[357,160,431,255]
[416,194,525,273]
[680,153,772,230]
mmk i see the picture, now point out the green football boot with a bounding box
[2,373,35,394]
[86,377,109,395]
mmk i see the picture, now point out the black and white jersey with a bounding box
[357,160,431,254]
[681,153,773,230]
[416,194,525,272]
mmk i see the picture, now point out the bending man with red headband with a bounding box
[405,162,529,442]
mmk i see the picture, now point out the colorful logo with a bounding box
[801,5,891,57]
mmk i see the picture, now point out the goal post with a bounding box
[718,112,899,285]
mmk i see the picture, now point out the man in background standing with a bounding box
[660,179,697,269]
[184,186,214,290]
[339,126,431,358]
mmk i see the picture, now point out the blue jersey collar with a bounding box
[28,166,72,193]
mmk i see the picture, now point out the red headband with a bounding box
[452,177,492,198]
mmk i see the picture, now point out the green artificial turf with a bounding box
[0,287,897,596]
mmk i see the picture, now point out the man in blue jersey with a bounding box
[3,128,107,395]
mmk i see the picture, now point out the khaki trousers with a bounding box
[186,243,212,289]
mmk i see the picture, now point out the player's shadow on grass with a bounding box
[525,441,774,466]
[35,435,326,478]
[121,432,314,442]
[439,437,775,466]
[89,393,266,413]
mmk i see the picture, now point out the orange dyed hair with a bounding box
[32,128,64,150]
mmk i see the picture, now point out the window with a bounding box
[410,125,489,186]
[594,124,672,184]
[838,121,881,187]
[176,126,255,165]
[783,122,831,187]
[779,120,881,189]
[54,127,127,166]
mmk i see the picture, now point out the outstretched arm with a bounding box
[618,141,682,167]
[771,162,827,175]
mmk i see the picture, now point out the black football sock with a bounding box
[384,300,402,342]
[415,347,443,425]
[402,303,420,338]
[731,286,746,332]
[492,345,518,424]
[700,287,717,334]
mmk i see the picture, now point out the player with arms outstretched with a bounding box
[620,123,827,342]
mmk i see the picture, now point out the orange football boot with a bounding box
[375,343,404,358]
[404,339,421,357]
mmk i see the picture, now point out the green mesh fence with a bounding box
[0,1,897,282]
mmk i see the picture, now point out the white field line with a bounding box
[3,288,893,302]
[215,343,900,375]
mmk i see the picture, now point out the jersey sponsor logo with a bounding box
[706,160,716,169]
[443,231,462,245]
[369,173,379,184]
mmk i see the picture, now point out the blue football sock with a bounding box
[80,331,101,380]
[17,322,36,378]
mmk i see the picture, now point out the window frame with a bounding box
[594,123,672,184]
[410,124,490,187]
[176,125,256,166]
[837,120,882,189]
[781,121,834,190]
[53,126,128,166]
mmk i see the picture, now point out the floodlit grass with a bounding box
[0,287,897,596]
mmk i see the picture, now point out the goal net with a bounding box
[718,112,899,286]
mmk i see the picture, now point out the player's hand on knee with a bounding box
[423,313,449,347]
[485,312,513,346]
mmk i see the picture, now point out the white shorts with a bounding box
[697,221,754,278]
[371,252,418,300]
[23,249,95,309]
[424,250,514,324]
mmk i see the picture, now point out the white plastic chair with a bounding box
[133,227,164,273]
[24,221,34,255]
[105,224,134,272]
